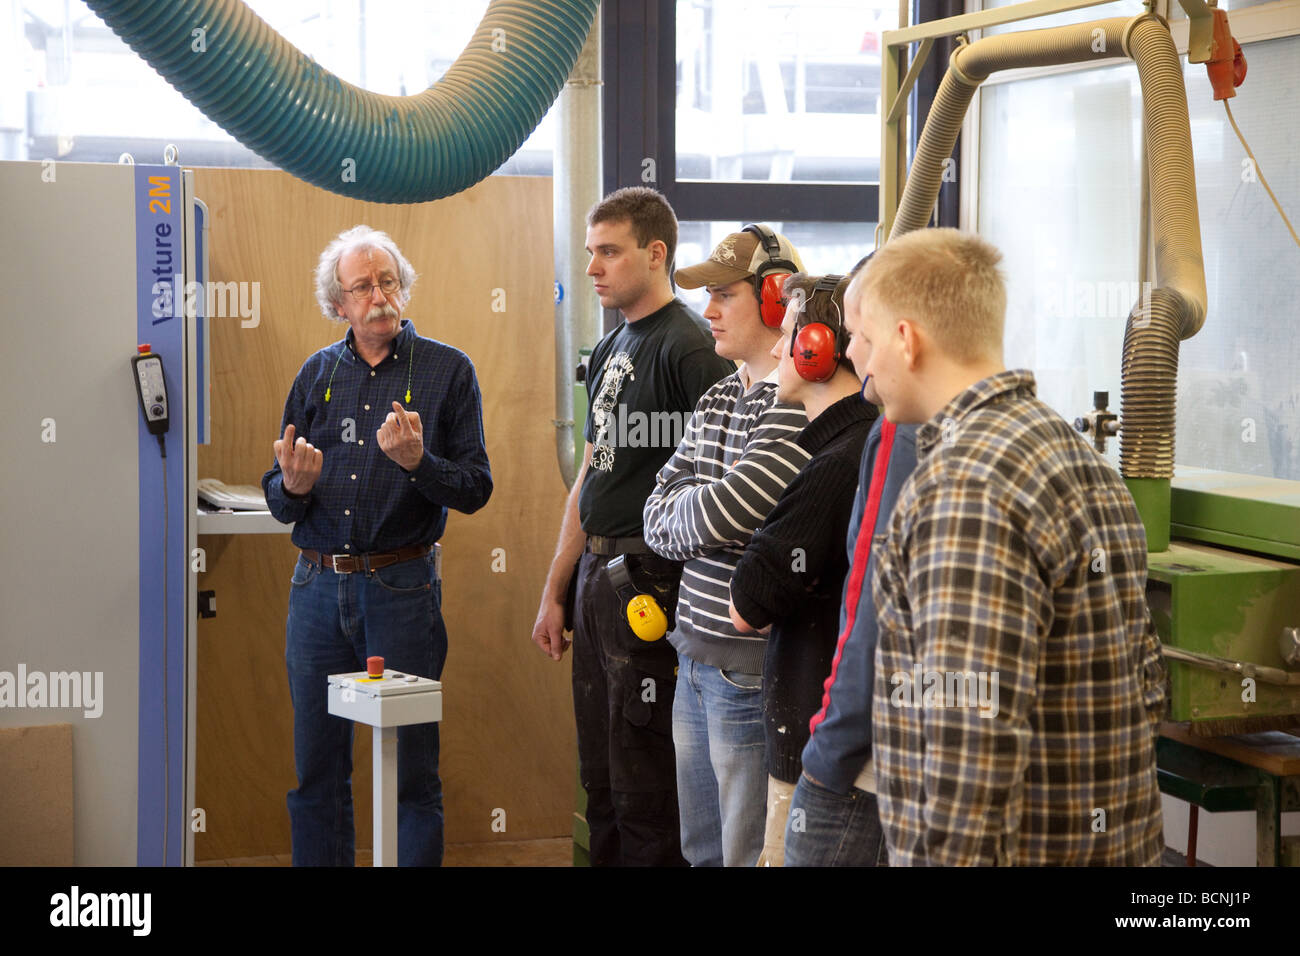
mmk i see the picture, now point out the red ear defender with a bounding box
[758,272,790,327]
[742,224,798,328]
[791,272,847,382]
[792,322,839,382]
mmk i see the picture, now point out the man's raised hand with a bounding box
[274,423,323,496]
[377,401,425,471]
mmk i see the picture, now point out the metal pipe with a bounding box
[553,7,602,488]
[1162,645,1300,687]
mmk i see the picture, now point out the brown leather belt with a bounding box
[585,534,653,556]
[302,544,432,574]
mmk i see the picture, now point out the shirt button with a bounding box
[351,474,357,480]
[358,439,364,445]
[364,404,371,411]
[370,371,376,377]
[410,476,416,482]
[344,509,351,516]
[344,544,351,550]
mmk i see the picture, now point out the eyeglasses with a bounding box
[344,277,400,301]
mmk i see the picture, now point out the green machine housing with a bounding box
[1149,469,1300,725]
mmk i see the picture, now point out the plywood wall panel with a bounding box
[191,169,572,860]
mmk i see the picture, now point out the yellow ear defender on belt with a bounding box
[606,555,669,642]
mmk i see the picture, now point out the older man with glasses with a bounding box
[262,224,493,866]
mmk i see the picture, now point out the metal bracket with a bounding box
[886,36,936,126]
[1178,0,1216,63]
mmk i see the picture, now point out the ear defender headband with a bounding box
[791,274,847,383]
[742,223,797,328]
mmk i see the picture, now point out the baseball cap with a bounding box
[675,225,805,290]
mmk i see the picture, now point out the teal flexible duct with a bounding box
[85,0,599,203]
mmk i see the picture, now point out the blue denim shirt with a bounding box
[262,319,492,553]
[799,418,917,794]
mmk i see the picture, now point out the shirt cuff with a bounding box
[268,475,310,523]
[729,576,776,631]
[407,448,446,492]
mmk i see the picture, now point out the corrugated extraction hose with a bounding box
[85,0,599,203]
[889,14,1207,551]
[1116,16,1207,550]
[891,18,1132,237]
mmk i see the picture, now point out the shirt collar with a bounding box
[915,368,1036,455]
[797,392,877,454]
[344,318,416,364]
[736,361,780,392]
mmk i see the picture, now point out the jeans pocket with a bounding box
[291,555,321,588]
[719,667,762,692]
[372,556,433,594]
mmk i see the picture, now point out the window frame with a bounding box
[601,1,966,229]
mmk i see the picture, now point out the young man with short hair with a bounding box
[643,226,812,867]
[724,272,878,867]
[852,228,1167,866]
[786,381,918,869]
[780,253,920,868]
[530,187,733,866]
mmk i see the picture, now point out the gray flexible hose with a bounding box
[886,14,1207,548]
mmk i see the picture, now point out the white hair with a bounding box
[314,225,418,321]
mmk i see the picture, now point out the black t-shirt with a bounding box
[579,298,734,537]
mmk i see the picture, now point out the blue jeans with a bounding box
[784,772,888,867]
[285,551,447,866]
[672,653,767,866]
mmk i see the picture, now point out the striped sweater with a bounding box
[643,366,811,675]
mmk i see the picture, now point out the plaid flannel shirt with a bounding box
[871,370,1166,866]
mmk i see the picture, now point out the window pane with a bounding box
[977,61,1144,466]
[980,0,1147,37]
[675,0,898,184]
[1174,35,1300,480]
[977,34,1300,480]
[17,0,555,173]
[675,220,877,316]
[1169,0,1278,18]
